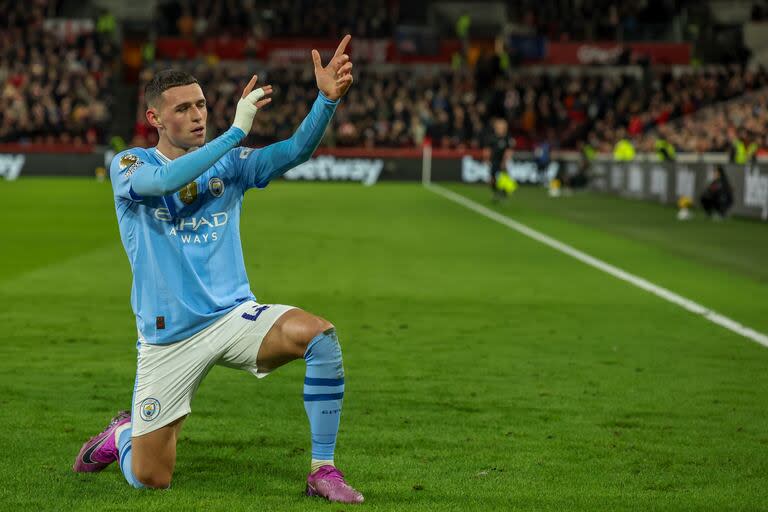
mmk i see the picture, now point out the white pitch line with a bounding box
[426,183,768,348]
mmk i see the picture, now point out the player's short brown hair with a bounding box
[145,69,199,107]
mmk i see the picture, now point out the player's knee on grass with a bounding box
[133,465,173,489]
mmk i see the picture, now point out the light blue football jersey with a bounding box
[110,93,338,344]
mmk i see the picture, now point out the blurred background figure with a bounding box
[700,165,734,220]
[484,116,515,201]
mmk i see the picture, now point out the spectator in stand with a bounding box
[731,128,759,164]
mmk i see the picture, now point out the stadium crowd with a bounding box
[505,0,679,41]
[4,0,768,156]
[155,0,397,39]
[155,0,678,42]
[578,66,768,153]
[132,63,768,155]
[636,88,768,154]
[133,63,481,149]
[0,0,118,145]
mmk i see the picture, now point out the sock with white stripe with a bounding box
[303,328,345,470]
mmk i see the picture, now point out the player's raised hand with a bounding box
[232,74,273,134]
[241,75,273,108]
[312,35,354,101]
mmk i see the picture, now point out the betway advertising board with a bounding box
[283,156,384,186]
[588,162,768,220]
[0,149,553,184]
[284,154,558,185]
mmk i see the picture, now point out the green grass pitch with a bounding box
[1,179,767,511]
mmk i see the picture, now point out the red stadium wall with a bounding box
[546,42,691,65]
[154,37,465,63]
[153,37,691,65]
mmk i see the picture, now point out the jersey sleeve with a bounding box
[110,149,150,201]
[110,127,247,201]
[228,92,339,190]
[224,146,270,190]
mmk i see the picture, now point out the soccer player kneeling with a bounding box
[72,36,363,504]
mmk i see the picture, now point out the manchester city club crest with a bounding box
[140,398,161,421]
[208,177,224,197]
[179,181,198,204]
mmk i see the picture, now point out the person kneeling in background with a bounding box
[700,165,733,220]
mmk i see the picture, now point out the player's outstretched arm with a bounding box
[126,77,273,197]
[235,36,355,188]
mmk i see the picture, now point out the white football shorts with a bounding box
[131,301,295,437]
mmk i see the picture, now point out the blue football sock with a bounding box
[117,425,146,489]
[303,328,345,462]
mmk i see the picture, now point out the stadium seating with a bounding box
[0,0,118,145]
[154,0,680,41]
[569,66,768,152]
[154,0,396,38]
[133,63,768,152]
[636,87,768,154]
[3,0,766,156]
[504,0,679,41]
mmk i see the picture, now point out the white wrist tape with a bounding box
[232,87,265,134]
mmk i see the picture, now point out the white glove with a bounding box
[232,87,266,134]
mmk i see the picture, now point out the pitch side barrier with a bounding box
[448,151,768,221]
[0,146,474,182]
[582,159,768,220]
[2,146,766,220]
[0,146,538,184]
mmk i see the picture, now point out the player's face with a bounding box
[151,83,208,149]
[493,119,507,137]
